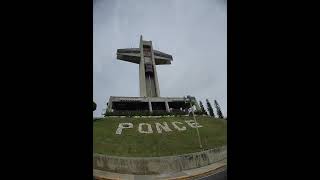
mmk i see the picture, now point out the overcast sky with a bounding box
[93,0,227,117]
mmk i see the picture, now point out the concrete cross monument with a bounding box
[117,35,172,97]
[107,36,200,113]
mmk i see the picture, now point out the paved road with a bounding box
[93,170,227,180]
[195,170,227,180]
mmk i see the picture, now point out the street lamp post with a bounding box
[186,96,202,149]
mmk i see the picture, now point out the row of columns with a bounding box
[148,101,170,112]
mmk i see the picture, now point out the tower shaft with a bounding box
[139,35,160,97]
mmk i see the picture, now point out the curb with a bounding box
[167,165,226,180]
[93,162,226,180]
[94,177,119,180]
[93,146,226,175]
[94,176,120,180]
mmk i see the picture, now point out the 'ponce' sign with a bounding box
[116,120,203,135]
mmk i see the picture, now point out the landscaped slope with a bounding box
[93,116,227,157]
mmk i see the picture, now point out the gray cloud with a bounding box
[94,0,227,117]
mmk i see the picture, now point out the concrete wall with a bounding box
[93,146,226,175]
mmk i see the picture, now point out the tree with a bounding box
[93,101,97,111]
[214,100,224,119]
[199,101,207,115]
[206,99,215,117]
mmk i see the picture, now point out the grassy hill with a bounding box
[93,116,227,157]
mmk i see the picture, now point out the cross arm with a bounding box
[117,48,141,64]
[153,50,173,65]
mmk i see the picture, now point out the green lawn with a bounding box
[93,116,227,157]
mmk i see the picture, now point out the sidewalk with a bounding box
[94,159,227,180]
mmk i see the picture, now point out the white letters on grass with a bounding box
[115,120,203,135]
[116,123,133,135]
[138,123,153,134]
[185,120,203,128]
[171,121,186,131]
[155,122,172,133]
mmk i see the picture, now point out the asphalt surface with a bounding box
[92,170,227,180]
[195,170,227,180]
